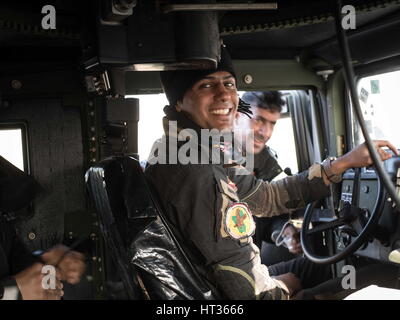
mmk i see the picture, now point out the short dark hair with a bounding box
[241,91,285,113]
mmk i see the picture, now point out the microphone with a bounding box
[284,167,292,176]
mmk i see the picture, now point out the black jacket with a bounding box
[0,155,41,299]
[0,215,36,298]
[253,146,282,182]
[145,106,330,299]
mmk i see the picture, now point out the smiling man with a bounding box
[145,46,397,300]
[241,91,283,155]
[176,72,238,131]
[239,91,302,265]
[239,91,284,181]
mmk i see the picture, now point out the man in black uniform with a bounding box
[240,91,301,265]
[0,155,86,300]
[145,46,397,299]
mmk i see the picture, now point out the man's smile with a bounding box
[254,134,266,144]
[209,108,232,116]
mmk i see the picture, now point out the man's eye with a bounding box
[225,82,235,88]
[201,83,212,88]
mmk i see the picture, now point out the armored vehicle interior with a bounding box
[1,0,400,300]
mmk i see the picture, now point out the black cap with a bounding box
[160,46,237,108]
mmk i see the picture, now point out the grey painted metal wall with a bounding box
[1,98,85,251]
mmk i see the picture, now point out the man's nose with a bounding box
[214,83,230,101]
[259,125,272,140]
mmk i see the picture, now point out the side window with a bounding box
[127,94,168,162]
[267,108,299,180]
[0,123,29,172]
[353,69,400,149]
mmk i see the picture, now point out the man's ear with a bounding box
[175,101,182,112]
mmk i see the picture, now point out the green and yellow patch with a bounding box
[224,202,255,239]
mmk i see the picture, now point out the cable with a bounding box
[333,0,400,209]
[272,220,292,247]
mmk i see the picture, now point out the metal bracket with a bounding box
[162,2,277,14]
[85,71,111,96]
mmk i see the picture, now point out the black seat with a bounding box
[85,156,216,300]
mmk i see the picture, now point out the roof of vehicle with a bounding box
[0,1,399,73]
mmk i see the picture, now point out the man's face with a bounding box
[176,71,239,131]
[247,107,281,154]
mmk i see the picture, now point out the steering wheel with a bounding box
[300,167,386,264]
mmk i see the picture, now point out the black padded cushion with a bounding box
[86,156,217,300]
[0,155,43,212]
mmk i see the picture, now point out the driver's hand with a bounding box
[340,140,397,167]
[283,225,302,255]
[326,140,398,184]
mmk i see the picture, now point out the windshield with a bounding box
[353,69,400,149]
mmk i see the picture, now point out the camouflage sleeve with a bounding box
[212,245,290,300]
[173,165,289,300]
[231,163,330,217]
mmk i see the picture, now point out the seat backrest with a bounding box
[85,156,216,300]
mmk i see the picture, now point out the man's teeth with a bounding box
[210,109,230,115]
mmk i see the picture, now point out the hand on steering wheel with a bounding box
[300,166,385,264]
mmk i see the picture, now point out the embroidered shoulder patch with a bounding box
[224,202,255,240]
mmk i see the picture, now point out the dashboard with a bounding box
[336,155,400,263]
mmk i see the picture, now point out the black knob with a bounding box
[284,167,292,176]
